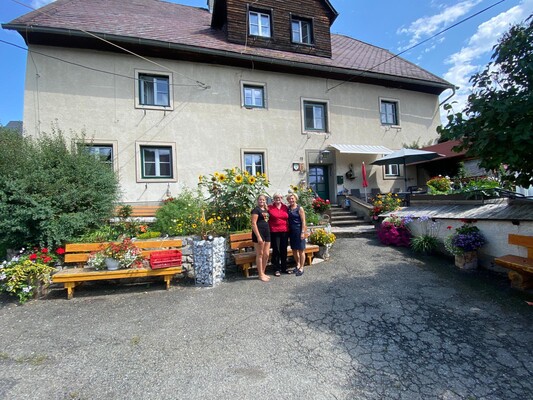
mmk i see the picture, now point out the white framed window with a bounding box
[242,151,266,175]
[291,18,312,44]
[302,99,328,132]
[380,99,399,126]
[249,10,271,38]
[241,82,266,108]
[385,164,400,177]
[79,140,118,171]
[136,142,177,182]
[135,70,173,110]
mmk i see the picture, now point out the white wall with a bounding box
[23,46,442,203]
[408,218,533,268]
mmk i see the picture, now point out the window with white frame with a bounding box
[291,17,312,44]
[380,100,399,125]
[140,146,173,179]
[249,10,271,38]
[136,71,172,109]
[242,84,265,108]
[244,152,265,175]
[303,100,328,132]
[385,164,400,177]
[87,144,113,166]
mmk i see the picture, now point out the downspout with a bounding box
[439,86,457,106]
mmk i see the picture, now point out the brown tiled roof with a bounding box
[5,0,451,89]
[421,140,467,158]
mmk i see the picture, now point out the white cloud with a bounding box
[31,0,55,9]
[441,0,533,117]
[397,0,482,50]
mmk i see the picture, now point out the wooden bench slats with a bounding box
[53,266,183,283]
[508,234,533,258]
[494,234,533,290]
[115,205,161,217]
[54,239,184,299]
[494,255,533,274]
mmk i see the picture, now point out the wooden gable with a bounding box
[211,0,337,58]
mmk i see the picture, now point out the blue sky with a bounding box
[1,0,532,126]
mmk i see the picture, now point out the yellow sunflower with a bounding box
[248,176,256,184]
[218,173,226,182]
[235,174,243,184]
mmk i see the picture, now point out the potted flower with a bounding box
[426,175,452,194]
[308,229,336,260]
[377,214,412,247]
[0,247,59,303]
[88,238,143,270]
[408,216,441,254]
[369,193,402,224]
[312,197,331,215]
[444,222,486,270]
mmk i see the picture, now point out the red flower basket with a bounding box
[150,250,182,269]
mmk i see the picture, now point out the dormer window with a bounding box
[291,17,313,44]
[249,10,271,38]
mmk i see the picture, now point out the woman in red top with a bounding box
[268,192,290,277]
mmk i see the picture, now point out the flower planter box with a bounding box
[150,250,182,269]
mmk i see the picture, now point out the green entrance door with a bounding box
[309,165,329,200]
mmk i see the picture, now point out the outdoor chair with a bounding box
[350,189,361,198]
[370,188,381,197]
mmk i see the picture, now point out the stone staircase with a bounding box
[327,205,375,238]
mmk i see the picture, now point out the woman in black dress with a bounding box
[287,193,307,276]
[251,194,271,282]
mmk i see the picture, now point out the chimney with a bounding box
[207,0,215,13]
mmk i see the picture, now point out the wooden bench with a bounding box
[229,232,320,278]
[494,234,533,290]
[52,239,184,299]
[115,204,162,218]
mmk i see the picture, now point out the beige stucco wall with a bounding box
[23,46,442,203]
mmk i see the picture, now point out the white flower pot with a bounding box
[105,258,120,271]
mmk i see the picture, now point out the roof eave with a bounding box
[4,24,452,93]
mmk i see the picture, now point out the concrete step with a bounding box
[331,219,368,227]
[330,224,376,238]
[330,214,363,220]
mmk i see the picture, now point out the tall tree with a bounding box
[438,16,533,188]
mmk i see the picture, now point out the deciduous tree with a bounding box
[438,16,533,188]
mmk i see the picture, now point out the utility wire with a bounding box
[8,0,210,89]
[0,39,204,88]
[326,0,507,92]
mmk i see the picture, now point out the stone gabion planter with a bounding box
[192,237,226,287]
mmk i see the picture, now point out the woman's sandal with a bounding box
[295,268,304,276]
[283,269,293,275]
[274,270,281,277]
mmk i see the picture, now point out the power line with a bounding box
[8,0,210,89]
[0,39,205,88]
[326,0,507,92]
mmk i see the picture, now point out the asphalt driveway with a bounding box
[0,237,532,399]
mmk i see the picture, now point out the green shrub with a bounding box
[154,189,205,236]
[136,231,161,240]
[410,235,440,254]
[0,128,120,249]
[455,177,499,195]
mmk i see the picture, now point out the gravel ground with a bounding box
[0,237,532,400]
